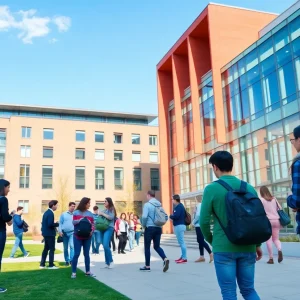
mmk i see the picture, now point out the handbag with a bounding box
[275,198,291,227]
[23,220,29,233]
[57,236,63,243]
[96,216,110,231]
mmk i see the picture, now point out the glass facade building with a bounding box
[157,2,300,233]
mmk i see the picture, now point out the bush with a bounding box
[279,235,300,242]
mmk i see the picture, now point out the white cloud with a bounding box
[53,16,71,32]
[49,38,58,44]
[0,5,71,44]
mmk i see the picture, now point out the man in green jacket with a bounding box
[200,151,262,300]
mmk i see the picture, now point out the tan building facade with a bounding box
[0,104,160,233]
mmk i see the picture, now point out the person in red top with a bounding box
[71,197,95,279]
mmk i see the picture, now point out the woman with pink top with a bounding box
[260,186,283,264]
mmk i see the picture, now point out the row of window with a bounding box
[21,127,158,145]
[19,164,160,191]
[20,146,159,163]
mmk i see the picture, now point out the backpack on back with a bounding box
[75,217,92,238]
[150,203,168,226]
[215,180,272,245]
[184,210,192,226]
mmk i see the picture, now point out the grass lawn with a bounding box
[3,244,62,258]
[1,263,129,300]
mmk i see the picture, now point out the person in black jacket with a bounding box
[40,200,59,269]
[0,179,12,293]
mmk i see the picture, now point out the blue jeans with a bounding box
[91,231,101,254]
[10,233,28,258]
[0,231,6,271]
[135,232,141,246]
[62,232,74,263]
[144,226,166,267]
[72,237,92,273]
[128,230,135,250]
[174,224,187,259]
[214,252,260,300]
[99,227,114,265]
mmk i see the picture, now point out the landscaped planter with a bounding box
[262,242,300,257]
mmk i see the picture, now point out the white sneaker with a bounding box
[39,266,46,269]
[104,264,109,268]
[108,263,114,269]
[48,266,59,270]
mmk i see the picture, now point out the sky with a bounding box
[0,0,297,116]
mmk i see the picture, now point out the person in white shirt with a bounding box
[115,213,128,254]
[192,202,213,263]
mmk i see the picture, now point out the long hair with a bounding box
[105,197,117,216]
[120,212,127,221]
[0,179,10,196]
[260,186,273,201]
[77,197,91,212]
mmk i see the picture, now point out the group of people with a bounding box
[0,124,300,299]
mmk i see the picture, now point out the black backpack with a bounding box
[214,180,272,245]
[75,217,92,238]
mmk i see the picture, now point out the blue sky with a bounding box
[0,0,296,116]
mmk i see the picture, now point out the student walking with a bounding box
[140,190,169,272]
[260,186,283,264]
[200,151,264,300]
[58,202,76,266]
[115,213,128,254]
[128,213,135,251]
[0,179,12,293]
[98,197,116,268]
[170,195,187,264]
[91,206,101,255]
[134,215,142,246]
[40,200,59,269]
[192,203,213,263]
[71,197,95,279]
[9,206,29,258]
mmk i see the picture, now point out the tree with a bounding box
[53,175,72,219]
[115,181,139,216]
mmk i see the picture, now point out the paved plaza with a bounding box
[4,240,300,300]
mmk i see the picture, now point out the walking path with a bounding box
[3,241,300,299]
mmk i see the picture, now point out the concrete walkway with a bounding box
[3,241,300,299]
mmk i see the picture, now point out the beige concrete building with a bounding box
[0,104,160,233]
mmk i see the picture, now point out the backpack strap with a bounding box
[239,181,247,193]
[216,179,233,191]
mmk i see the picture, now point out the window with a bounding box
[95,132,104,143]
[95,149,105,160]
[149,152,158,163]
[75,167,85,189]
[20,146,31,158]
[0,130,6,146]
[75,148,85,160]
[278,61,297,103]
[149,135,158,146]
[132,151,141,162]
[43,129,54,140]
[42,166,53,189]
[43,147,53,158]
[133,168,142,191]
[95,167,105,190]
[21,127,31,138]
[114,168,123,190]
[132,134,140,144]
[18,200,29,214]
[19,164,30,188]
[95,201,105,211]
[114,150,123,161]
[114,133,122,144]
[151,168,160,191]
[41,200,50,213]
[76,130,85,142]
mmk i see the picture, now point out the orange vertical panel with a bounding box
[172,54,189,162]
[207,4,276,144]
[157,70,173,234]
[188,36,211,154]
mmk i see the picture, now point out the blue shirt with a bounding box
[142,198,163,228]
[58,211,74,233]
[170,203,186,226]
[92,213,99,232]
[287,160,300,209]
[13,214,24,235]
